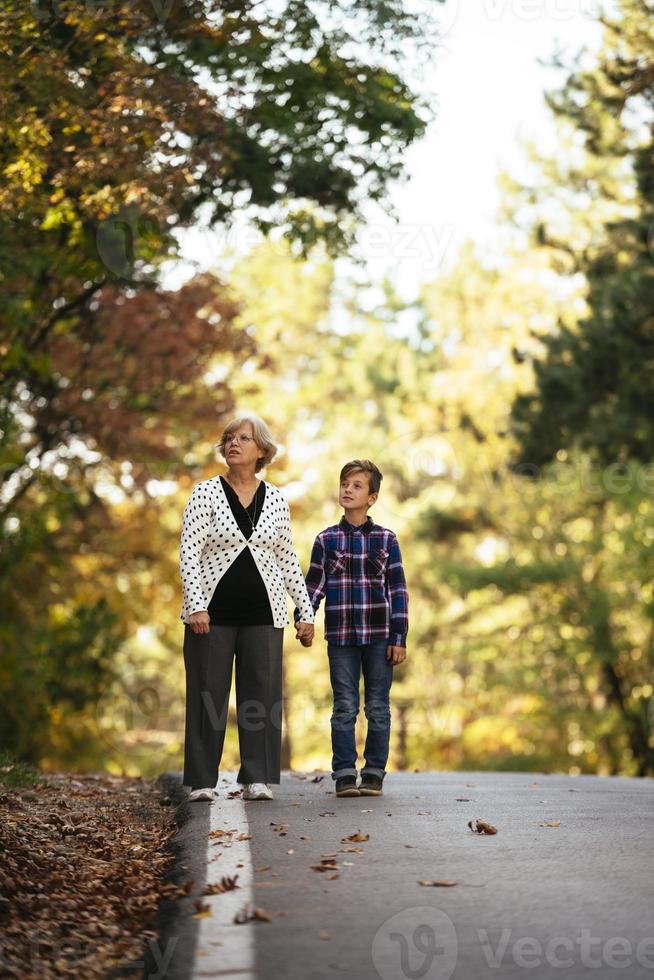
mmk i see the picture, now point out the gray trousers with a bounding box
[182,624,285,789]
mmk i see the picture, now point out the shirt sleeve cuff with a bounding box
[388,632,406,648]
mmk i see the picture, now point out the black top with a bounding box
[207,476,274,626]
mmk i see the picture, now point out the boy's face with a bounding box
[339,469,378,513]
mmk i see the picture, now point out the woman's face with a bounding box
[223,422,264,470]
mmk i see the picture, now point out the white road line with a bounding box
[192,775,256,980]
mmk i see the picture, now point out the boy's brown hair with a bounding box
[339,459,383,495]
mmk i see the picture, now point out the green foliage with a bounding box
[1,0,434,767]
[4,0,652,780]
[510,0,654,467]
[0,749,46,788]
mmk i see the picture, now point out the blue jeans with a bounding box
[327,640,394,780]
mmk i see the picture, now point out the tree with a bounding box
[509,0,654,468]
[0,0,438,764]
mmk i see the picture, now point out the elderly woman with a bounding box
[179,413,315,802]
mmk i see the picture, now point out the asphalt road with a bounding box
[152,770,654,980]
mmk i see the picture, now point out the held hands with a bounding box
[295,621,314,647]
[387,645,407,665]
[189,612,314,643]
[189,611,210,634]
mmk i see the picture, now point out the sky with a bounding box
[172,0,606,299]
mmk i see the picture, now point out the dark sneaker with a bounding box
[335,775,360,797]
[359,773,384,796]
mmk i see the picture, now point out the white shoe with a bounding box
[188,787,215,802]
[241,783,273,801]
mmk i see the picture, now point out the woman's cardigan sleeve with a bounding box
[272,497,315,624]
[179,483,212,616]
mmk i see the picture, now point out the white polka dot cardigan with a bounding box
[179,476,315,628]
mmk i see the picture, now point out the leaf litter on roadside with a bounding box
[0,771,180,976]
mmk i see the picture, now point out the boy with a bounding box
[295,460,408,798]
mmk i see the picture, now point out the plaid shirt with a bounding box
[296,515,409,647]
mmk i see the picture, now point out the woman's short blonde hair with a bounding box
[216,414,278,473]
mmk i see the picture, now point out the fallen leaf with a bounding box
[254,866,271,873]
[202,875,239,895]
[540,820,561,827]
[311,859,340,873]
[419,879,459,888]
[467,819,498,835]
[192,900,213,918]
[341,832,369,843]
[234,904,272,924]
[319,930,330,940]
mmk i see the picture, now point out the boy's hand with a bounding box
[296,622,314,647]
[386,645,406,665]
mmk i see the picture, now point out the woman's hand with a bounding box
[189,611,210,634]
[295,622,314,646]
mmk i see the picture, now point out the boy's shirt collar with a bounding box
[339,514,374,534]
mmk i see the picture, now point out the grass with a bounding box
[0,749,47,788]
